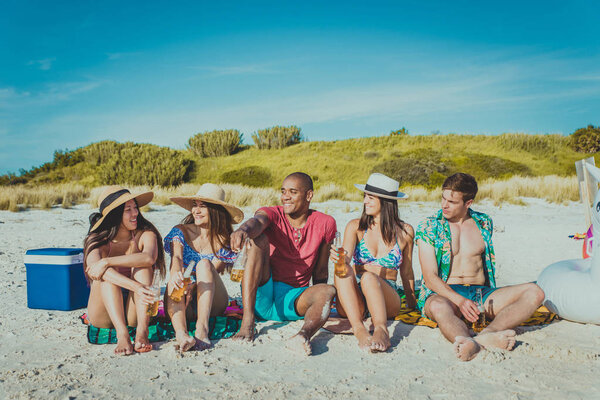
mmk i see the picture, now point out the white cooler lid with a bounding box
[24,248,84,265]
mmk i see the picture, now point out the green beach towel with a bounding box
[85,316,241,345]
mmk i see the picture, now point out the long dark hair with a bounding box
[358,195,407,245]
[181,201,233,254]
[83,200,166,280]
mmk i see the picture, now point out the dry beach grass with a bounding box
[1,175,579,212]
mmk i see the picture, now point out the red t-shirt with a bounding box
[259,206,337,288]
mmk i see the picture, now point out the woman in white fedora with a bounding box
[84,186,166,355]
[330,173,416,352]
[165,183,244,352]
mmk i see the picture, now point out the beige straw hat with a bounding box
[170,183,244,223]
[354,173,408,200]
[90,185,154,232]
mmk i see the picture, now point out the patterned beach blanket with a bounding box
[394,289,558,328]
[80,300,242,345]
[323,289,558,333]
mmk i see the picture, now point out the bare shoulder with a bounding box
[174,223,187,232]
[346,218,360,231]
[403,223,415,238]
[397,223,415,249]
[138,229,158,244]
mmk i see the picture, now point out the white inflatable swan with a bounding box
[537,163,600,324]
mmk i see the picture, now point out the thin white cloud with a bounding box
[27,58,56,70]
[0,80,104,109]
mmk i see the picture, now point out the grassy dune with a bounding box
[0,133,591,211]
[189,133,577,192]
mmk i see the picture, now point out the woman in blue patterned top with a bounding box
[165,183,244,352]
[330,173,415,352]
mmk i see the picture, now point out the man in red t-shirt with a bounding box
[230,172,337,355]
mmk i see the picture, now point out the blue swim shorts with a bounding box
[254,276,308,322]
[449,284,496,304]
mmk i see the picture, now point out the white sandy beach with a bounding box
[1,199,599,399]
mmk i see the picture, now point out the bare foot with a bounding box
[233,323,255,342]
[174,332,196,353]
[285,333,312,356]
[133,329,152,353]
[454,336,481,361]
[354,327,372,351]
[115,333,134,356]
[194,337,213,351]
[370,326,391,353]
[474,329,516,351]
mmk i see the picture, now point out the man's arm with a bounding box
[230,210,270,251]
[418,239,480,322]
[312,241,331,285]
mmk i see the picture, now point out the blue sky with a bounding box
[1,0,599,174]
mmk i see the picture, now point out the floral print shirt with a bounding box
[415,208,496,313]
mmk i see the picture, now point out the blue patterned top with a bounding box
[164,226,237,280]
[352,232,403,270]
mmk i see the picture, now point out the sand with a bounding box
[0,199,599,399]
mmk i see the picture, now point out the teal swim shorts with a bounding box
[254,276,308,322]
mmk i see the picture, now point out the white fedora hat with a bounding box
[354,173,408,200]
[170,183,244,223]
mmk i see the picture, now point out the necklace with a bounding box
[292,227,302,243]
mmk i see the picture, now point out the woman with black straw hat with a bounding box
[330,173,416,352]
[165,183,244,352]
[84,186,166,355]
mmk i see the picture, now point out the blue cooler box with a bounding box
[24,248,90,310]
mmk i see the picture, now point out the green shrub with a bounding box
[389,127,409,136]
[373,149,531,188]
[99,144,192,187]
[570,125,600,153]
[373,150,449,187]
[221,166,272,187]
[188,129,243,157]
[252,125,304,149]
[82,141,126,166]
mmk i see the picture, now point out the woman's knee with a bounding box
[195,259,215,280]
[360,272,381,289]
[132,267,152,285]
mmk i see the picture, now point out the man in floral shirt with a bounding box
[416,173,544,361]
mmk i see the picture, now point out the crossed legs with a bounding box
[425,283,544,361]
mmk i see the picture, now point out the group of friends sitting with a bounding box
[83,171,545,361]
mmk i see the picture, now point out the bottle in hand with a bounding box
[472,287,486,333]
[170,260,196,303]
[146,268,161,317]
[333,232,348,278]
[230,239,248,282]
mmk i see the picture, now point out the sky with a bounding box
[1,0,599,174]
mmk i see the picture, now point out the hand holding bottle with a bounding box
[332,232,348,278]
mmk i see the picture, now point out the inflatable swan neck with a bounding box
[585,163,600,280]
